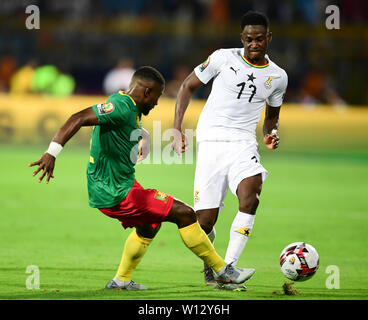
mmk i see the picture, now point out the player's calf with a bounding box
[237,175,262,214]
[238,194,259,214]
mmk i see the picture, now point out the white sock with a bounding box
[224,211,255,265]
[207,228,216,244]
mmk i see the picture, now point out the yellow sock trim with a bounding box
[115,229,153,282]
[179,221,226,273]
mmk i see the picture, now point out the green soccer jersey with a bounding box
[87,91,142,208]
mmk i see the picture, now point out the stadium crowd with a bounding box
[0,0,366,104]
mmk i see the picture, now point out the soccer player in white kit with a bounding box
[172,11,288,290]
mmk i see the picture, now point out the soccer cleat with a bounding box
[214,283,247,291]
[105,279,147,290]
[202,263,217,287]
[214,264,255,284]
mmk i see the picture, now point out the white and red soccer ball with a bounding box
[279,242,319,281]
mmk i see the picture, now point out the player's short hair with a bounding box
[241,11,269,31]
[133,66,165,86]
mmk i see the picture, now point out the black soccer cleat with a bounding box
[202,263,217,286]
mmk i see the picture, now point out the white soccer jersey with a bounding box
[194,48,288,142]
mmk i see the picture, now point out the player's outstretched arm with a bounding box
[173,72,203,155]
[29,107,99,183]
[263,104,281,150]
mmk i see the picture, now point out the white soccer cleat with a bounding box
[213,264,255,284]
[105,279,147,290]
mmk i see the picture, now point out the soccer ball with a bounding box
[279,242,319,281]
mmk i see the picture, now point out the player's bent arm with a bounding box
[263,104,281,150]
[52,107,99,146]
[29,107,98,183]
[174,71,203,131]
[173,72,203,155]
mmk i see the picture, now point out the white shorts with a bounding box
[193,140,268,211]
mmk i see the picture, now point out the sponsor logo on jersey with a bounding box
[235,228,251,237]
[199,57,210,72]
[154,191,169,203]
[264,76,273,89]
[194,190,200,203]
[97,102,115,115]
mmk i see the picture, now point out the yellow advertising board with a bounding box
[0,93,367,150]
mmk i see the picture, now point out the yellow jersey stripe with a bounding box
[118,90,137,106]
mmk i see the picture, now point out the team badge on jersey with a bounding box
[199,57,210,72]
[194,190,200,203]
[264,76,273,89]
[97,102,115,115]
[154,191,169,203]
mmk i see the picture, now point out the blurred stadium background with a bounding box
[0,0,367,99]
[0,0,367,147]
[0,0,367,300]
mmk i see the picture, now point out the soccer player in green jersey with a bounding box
[29,66,255,290]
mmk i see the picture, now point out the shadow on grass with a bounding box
[0,285,219,300]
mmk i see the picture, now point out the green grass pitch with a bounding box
[0,144,367,300]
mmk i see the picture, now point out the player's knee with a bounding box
[177,205,196,227]
[182,205,196,220]
[166,200,197,227]
[136,223,161,239]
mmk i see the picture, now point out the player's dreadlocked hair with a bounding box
[133,66,165,86]
[241,11,270,31]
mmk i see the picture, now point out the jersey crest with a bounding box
[194,190,200,203]
[97,102,114,115]
[154,191,169,203]
[264,76,273,89]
